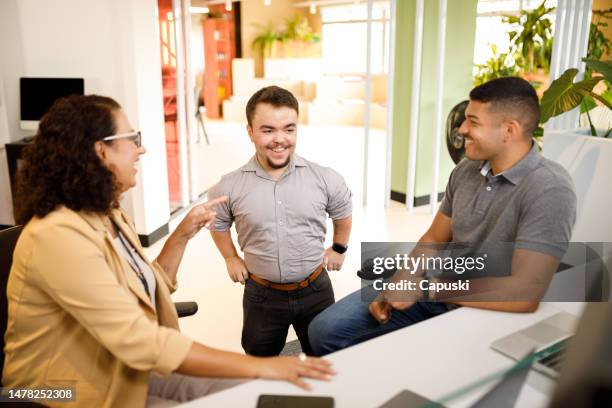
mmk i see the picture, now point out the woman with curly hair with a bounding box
[3,95,334,407]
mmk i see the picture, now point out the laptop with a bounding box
[490,311,579,378]
[379,349,535,408]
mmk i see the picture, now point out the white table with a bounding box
[179,302,584,408]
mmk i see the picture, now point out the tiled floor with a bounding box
[144,121,436,353]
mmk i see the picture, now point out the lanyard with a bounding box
[112,220,151,298]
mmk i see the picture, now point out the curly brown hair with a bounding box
[15,95,122,224]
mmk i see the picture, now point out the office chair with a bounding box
[446,100,468,164]
[0,226,22,387]
[0,225,198,384]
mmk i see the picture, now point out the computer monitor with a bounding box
[19,77,84,131]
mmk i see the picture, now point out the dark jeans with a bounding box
[308,284,450,356]
[242,270,335,356]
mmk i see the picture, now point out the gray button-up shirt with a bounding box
[208,154,353,283]
[439,143,576,278]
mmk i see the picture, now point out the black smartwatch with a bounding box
[332,243,348,254]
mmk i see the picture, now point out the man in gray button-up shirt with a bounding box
[208,86,353,356]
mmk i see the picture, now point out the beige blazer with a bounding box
[2,206,193,407]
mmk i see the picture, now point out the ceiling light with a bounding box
[264,0,272,6]
[225,1,232,11]
[309,3,316,14]
[189,6,210,14]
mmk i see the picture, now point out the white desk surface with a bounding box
[179,302,585,408]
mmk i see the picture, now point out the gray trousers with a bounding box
[146,373,246,407]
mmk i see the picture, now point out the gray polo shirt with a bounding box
[208,154,353,283]
[439,143,576,278]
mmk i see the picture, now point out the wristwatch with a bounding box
[331,243,348,254]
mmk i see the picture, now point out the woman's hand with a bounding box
[156,196,229,284]
[253,355,336,390]
[174,196,228,241]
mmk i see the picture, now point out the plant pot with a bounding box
[542,128,605,165]
[542,128,612,242]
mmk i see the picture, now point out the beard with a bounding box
[267,155,291,169]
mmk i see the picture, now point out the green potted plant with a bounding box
[282,14,320,43]
[503,1,554,77]
[251,22,281,58]
[251,15,320,59]
[474,2,555,88]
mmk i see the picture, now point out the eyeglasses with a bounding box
[102,131,142,147]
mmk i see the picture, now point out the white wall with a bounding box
[190,14,205,91]
[0,70,10,147]
[0,68,13,225]
[0,0,171,236]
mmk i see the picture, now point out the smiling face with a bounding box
[458,100,507,162]
[95,109,146,193]
[247,103,298,172]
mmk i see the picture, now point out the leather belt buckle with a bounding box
[298,280,309,289]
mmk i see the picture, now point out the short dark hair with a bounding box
[15,95,121,224]
[245,86,299,126]
[469,77,540,136]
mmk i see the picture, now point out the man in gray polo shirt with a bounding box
[308,76,576,356]
[208,86,353,356]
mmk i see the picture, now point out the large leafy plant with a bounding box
[474,1,554,86]
[540,59,612,137]
[503,1,554,74]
